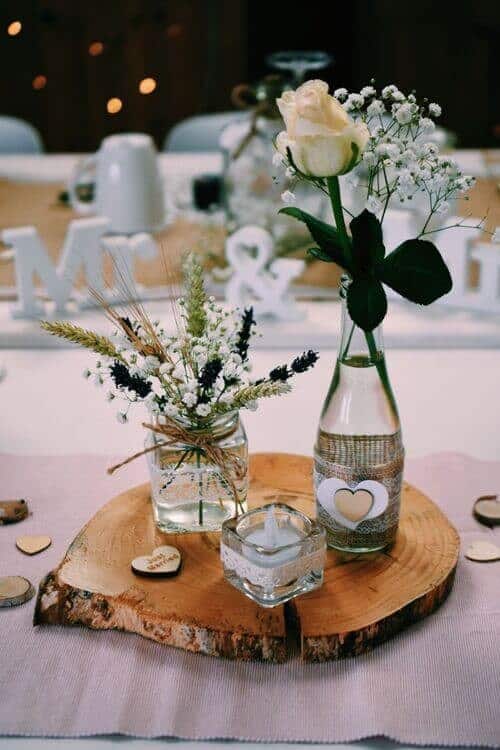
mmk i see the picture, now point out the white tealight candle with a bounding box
[242,507,304,567]
[221,503,326,607]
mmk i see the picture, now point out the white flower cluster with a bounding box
[84,298,258,426]
[335,83,475,227]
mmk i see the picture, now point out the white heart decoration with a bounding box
[317,478,389,530]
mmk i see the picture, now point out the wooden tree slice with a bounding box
[34,478,286,662]
[34,453,459,662]
[0,499,28,524]
[0,576,35,607]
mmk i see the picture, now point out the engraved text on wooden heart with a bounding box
[131,545,182,577]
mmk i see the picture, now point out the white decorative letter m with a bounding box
[2,216,109,318]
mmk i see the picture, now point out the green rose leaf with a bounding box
[378,239,452,304]
[350,209,385,273]
[347,277,388,332]
[307,246,336,263]
[279,206,351,271]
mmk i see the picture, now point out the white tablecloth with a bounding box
[2,346,499,750]
[1,149,499,750]
[1,347,499,461]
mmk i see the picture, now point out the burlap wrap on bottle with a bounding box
[314,430,404,548]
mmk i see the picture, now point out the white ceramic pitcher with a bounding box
[68,133,165,234]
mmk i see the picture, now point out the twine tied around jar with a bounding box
[107,418,246,515]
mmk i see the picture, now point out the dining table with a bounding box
[0,150,499,750]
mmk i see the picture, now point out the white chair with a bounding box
[0,116,44,153]
[163,112,244,152]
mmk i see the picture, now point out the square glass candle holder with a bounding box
[221,503,326,608]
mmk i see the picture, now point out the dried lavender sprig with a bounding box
[269,365,290,382]
[198,357,223,390]
[268,350,319,382]
[235,307,255,361]
[110,361,152,399]
[291,350,319,373]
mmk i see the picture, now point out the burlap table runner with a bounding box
[0,175,497,296]
[0,452,499,744]
[0,180,342,296]
[0,180,227,294]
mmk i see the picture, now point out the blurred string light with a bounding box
[7,21,22,36]
[166,23,182,39]
[32,75,47,90]
[139,77,156,95]
[88,41,104,56]
[106,97,122,114]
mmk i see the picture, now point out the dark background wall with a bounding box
[0,0,498,152]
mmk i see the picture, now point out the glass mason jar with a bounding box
[146,411,248,534]
[220,114,286,234]
[220,114,328,254]
[314,276,404,552]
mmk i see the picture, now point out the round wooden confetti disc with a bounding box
[465,540,500,562]
[0,499,28,525]
[0,576,35,607]
[131,545,182,577]
[473,496,500,527]
[16,535,52,555]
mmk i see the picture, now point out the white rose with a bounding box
[276,80,369,177]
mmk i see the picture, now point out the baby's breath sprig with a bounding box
[337,83,475,227]
[41,255,318,427]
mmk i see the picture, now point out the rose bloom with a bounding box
[276,80,369,177]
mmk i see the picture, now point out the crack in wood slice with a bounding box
[34,453,459,662]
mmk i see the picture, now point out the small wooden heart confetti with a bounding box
[0,576,35,607]
[0,499,28,525]
[473,495,500,527]
[16,534,51,555]
[131,545,182,577]
[465,540,500,562]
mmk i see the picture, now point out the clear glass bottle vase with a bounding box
[146,411,248,534]
[314,276,404,552]
[221,116,327,246]
[221,114,285,234]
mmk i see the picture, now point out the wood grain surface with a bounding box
[34,453,459,662]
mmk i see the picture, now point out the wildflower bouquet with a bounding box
[41,253,317,458]
[275,80,479,334]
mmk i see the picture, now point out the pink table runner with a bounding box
[0,453,499,745]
